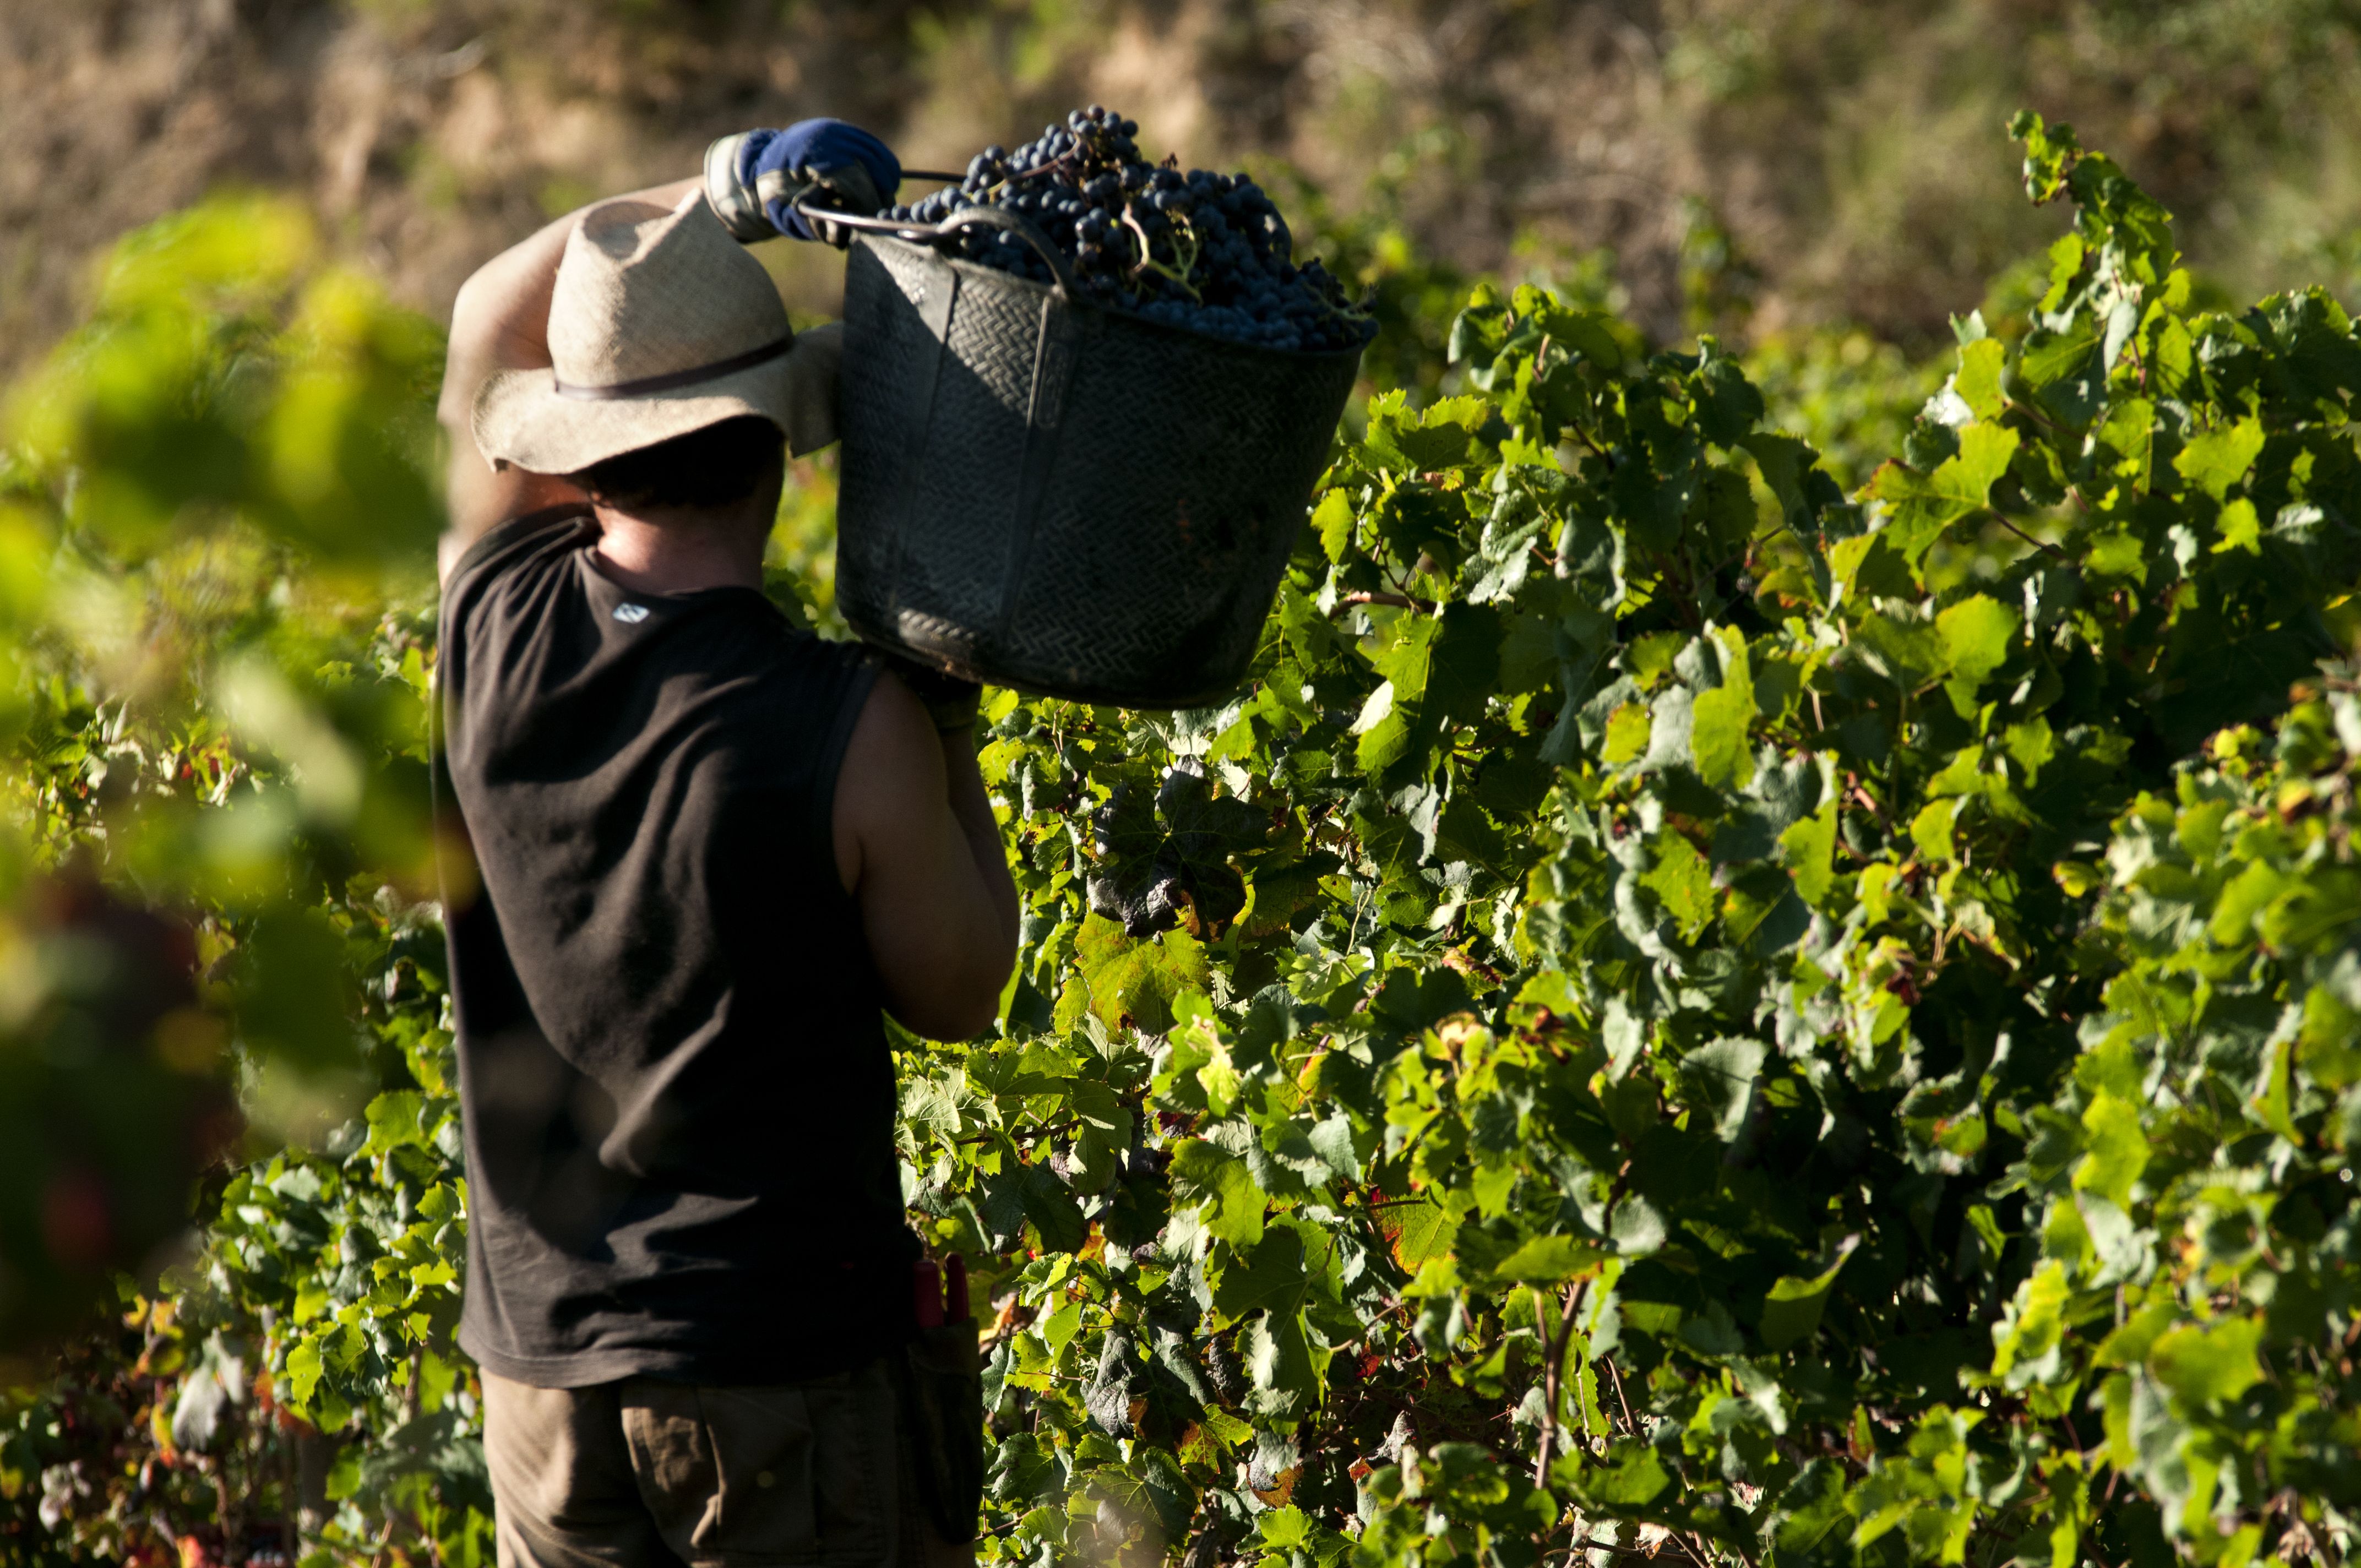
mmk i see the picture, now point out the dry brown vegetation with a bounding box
[4,0,2359,380]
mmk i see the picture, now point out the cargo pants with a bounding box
[482,1358,976,1568]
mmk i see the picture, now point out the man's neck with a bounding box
[589,506,765,596]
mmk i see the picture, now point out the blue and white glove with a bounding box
[704,119,901,247]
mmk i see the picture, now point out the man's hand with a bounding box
[705,119,901,247]
[833,673,1019,1042]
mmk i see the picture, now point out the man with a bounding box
[433,119,1018,1567]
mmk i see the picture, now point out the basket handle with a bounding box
[794,199,1076,298]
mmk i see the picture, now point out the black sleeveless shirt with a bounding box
[435,508,913,1387]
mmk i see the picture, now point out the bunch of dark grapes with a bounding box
[881,106,1377,353]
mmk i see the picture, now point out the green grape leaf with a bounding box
[1059,917,1208,1033]
[1354,603,1502,787]
[1675,1037,1764,1142]
[2073,1093,2151,1210]
[2017,320,2106,427]
[1756,1237,1859,1351]
[1852,610,1948,693]
[1211,1235,1305,1325]
[1170,1139,1266,1249]
[1580,1441,1672,1508]
[1018,1161,1088,1254]
[1864,423,2020,564]
[2148,1317,2264,1408]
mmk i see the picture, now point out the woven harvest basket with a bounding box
[833,227,1363,709]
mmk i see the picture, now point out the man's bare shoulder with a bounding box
[836,674,943,823]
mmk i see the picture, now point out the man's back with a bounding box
[433,166,1013,1567]
[439,508,913,1387]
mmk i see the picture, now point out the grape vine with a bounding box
[8,115,2361,1568]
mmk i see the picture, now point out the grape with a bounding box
[880,106,1377,353]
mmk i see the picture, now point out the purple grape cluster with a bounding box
[882,106,1376,353]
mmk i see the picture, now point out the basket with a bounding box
[830,216,1363,709]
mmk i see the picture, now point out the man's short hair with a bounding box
[568,416,785,512]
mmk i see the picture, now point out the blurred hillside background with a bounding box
[6,0,2361,385]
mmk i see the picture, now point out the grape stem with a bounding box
[978,146,1087,201]
[1331,591,1438,615]
[1120,206,1203,303]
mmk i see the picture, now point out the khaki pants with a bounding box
[482,1358,977,1568]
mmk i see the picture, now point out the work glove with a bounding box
[704,119,900,247]
[872,649,982,734]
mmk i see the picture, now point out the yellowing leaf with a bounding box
[1779,797,1838,907]
[2072,1093,2150,1209]
[1990,1259,2070,1381]
[1936,595,2020,687]
[2173,416,2265,501]
[2213,497,2261,554]
[1602,702,1651,764]
[1494,1233,1609,1285]
[1689,630,1758,791]
[1858,862,1900,926]
[1641,832,1716,942]
[1910,799,1960,864]
[1311,489,1355,561]
[2054,860,2101,897]
[1380,1199,1456,1272]
[2148,1316,2264,1407]
[1060,916,1209,1034]
[1955,338,2006,421]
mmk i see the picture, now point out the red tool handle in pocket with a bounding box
[913,1256,944,1329]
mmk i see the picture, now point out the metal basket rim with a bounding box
[852,231,1372,371]
[858,628,1259,711]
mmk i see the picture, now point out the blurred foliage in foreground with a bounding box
[0,195,465,1564]
[6,116,2361,1568]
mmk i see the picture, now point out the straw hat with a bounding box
[472,190,840,476]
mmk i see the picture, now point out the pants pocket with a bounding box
[900,1325,984,1544]
[623,1372,896,1566]
[784,1373,896,1564]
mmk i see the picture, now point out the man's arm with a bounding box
[833,676,1021,1041]
[435,176,702,584]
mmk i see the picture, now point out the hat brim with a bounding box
[471,322,842,475]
